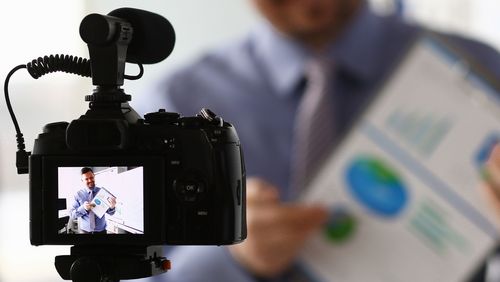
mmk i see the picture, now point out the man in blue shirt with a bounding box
[70,167,116,234]
[137,0,500,281]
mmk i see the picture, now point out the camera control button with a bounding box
[196,184,205,194]
[162,137,177,150]
[199,108,224,127]
[144,111,180,124]
[174,180,205,202]
[182,182,197,202]
[197,210,208,216]
[169,159,181,167]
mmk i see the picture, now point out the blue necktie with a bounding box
[290,57,336,197]
[88,190,96,231]
[287,57,336,281]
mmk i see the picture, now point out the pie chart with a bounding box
[345,155,408,217]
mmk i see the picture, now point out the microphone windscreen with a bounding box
[108,7,176,64]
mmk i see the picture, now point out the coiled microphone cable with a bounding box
[26,54,92,79]
[4,54,144,173]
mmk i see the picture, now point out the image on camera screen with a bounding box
[57,166,144,235]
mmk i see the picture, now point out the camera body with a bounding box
[29,99,246,246]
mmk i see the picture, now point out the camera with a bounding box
[31,106,246,246]
[5,7,246,282]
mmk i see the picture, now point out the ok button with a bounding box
[174,179,205,202]
[185,184,196,192]
[181,182,200,202]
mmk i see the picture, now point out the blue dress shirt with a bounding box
[70,186,115,232]
[135,4,500,282]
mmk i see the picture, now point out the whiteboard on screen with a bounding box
[95,167,144,233]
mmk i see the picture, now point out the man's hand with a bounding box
[83,201,95,211]
[109,197,117,209]
[481,144,500,228]
[229,177,328,278]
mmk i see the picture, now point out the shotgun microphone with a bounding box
[108,7,176,64]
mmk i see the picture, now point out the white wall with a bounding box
[0,1,89,192]
[370,0,500,52]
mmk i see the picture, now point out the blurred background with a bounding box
[0,0,498,281]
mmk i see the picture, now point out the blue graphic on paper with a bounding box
[94,199,102,205]
[345,155,408,217]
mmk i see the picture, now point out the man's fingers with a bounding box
[484,159,500,189]
[246,178,280,205]
[283,205,328,228]
[490,144,500,164]
[481,145,500,200]
[254,204,329,232]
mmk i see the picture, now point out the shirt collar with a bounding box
[251,3,387,98]
[252,20,308,97]
[85,186,96,194]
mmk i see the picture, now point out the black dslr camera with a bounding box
[4,7,246,282]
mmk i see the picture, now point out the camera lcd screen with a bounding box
[57,166,144,235]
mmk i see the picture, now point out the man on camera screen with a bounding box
[69,167,117,234]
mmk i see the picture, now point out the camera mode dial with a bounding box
[199,108,223,127]
[144,109,180,124]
